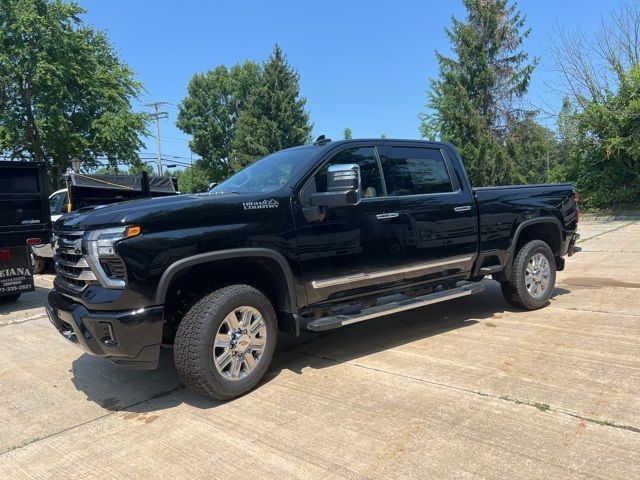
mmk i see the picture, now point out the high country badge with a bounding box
[242,199,280,210]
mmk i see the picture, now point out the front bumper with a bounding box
[46,289,164,369]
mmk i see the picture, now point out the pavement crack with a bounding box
[548,305,640,318]
[296,350,640,435]
[578,221,637,243]
[0,386,182,456]
[0,313,48,327]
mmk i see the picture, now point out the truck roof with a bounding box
[289,137,448,152]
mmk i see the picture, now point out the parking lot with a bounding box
[0,220,638,479]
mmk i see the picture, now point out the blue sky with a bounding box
[80,0,611,168]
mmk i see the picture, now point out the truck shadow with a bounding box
[270,281,571,376]
[70,280,571,413]
[0,285,51,317]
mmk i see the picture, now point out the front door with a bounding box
[293,145,406,306]
[376,143,478,284]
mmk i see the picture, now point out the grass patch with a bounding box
[532,402,550,412]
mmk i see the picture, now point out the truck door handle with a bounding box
[376,212,399,220]
[454,205,471,212]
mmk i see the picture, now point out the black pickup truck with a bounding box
[47,138,580,400]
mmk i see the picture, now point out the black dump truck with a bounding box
[0,161,51,301]
[47,139,580,400]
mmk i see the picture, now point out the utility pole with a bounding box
[146,102,169,175]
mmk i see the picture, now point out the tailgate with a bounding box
[0,161,51,242]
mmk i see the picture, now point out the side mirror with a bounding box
[310,164,361,208]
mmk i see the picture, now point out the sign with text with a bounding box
[0,246,34,296]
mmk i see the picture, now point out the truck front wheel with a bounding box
[174,284,277,401]
[500,240,556,310]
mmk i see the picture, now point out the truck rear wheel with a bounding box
[500,240,556,310]
[174,284,277,401]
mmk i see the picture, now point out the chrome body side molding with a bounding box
[311,254,475,289]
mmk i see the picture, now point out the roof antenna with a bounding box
[314,135,331,146]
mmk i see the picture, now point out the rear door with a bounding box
[377,143,478,283]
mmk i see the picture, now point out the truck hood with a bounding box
[53,192,280,232]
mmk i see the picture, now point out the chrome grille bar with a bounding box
[53,230,95,292]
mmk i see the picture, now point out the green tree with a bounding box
[421,0,537,186]
[173,162,211,193]
[506,113,558,184]
[556,67,640,209]
[343,127,352,140]
[176,61,260,181]
[231,45,312,170]
[549,1,640,210]
[550,97,580,181]
[127,162,154,175]
[92,162,152,175]
[0,0,148,186]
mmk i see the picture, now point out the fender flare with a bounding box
[504,216,563,272]
[155,248,298,312]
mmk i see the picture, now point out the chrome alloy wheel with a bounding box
[213,306,267,381]
[525,253,551,299]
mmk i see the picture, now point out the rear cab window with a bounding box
[380,146,454,196]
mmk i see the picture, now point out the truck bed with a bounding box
[474,183,577,255]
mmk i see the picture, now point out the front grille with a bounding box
[53,230,96,293]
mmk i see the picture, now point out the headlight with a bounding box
[83,226,140,289]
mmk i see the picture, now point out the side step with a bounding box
[480,265,503,274]
[305,283,485,332]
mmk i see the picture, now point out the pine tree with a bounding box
[231,45,312,170]
[421,0,537,186]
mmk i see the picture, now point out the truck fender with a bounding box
[499,216,563,280]
[154,248,298,313]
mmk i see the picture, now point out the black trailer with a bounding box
[0,161,51,301]
[64,171,178,212]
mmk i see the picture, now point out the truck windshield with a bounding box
[210,148,312,194]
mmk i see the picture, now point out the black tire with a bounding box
[30,253,47,274]
[500,240,556,310]
[174,284,277,401]
[0,293,21,302]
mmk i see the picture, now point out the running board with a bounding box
[305,283,485,332]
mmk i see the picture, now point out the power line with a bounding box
[146,135,191,144]
[92,156,198,170]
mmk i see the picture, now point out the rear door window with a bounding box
[382,147,453,196]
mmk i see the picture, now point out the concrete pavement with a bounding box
[0,220,638,479]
